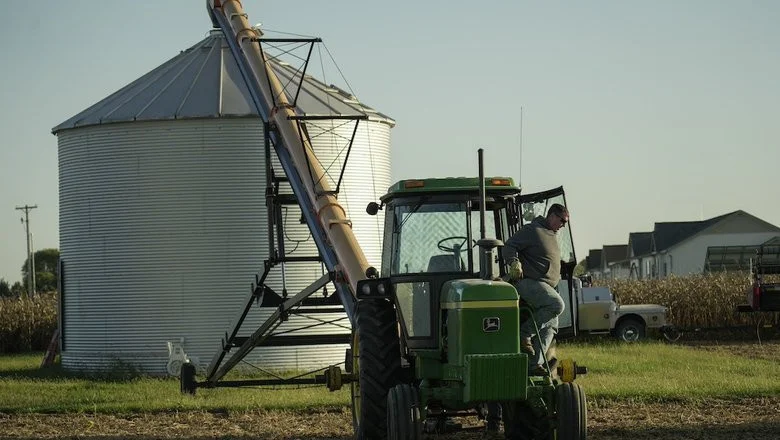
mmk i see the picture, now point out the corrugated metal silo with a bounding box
[52,30,393,374]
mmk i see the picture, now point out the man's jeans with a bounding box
[515,278,564,367]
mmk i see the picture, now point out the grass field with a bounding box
[0,353,350,413]
[1,340,779,439]
[557,340,780,401]
[1,340,778,413]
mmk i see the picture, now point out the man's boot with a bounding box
[528,364,548,376]
[520,337,535,356]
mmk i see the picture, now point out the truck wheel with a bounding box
[387,384,422,440]
[616,318,646,342]
[351,299,401,440]
[556,382,587,440]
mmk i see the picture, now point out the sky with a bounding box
[1,1,779,283]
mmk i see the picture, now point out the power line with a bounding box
[15,204,37,295]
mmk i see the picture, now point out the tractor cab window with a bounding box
[390,202,471,275]
[388,201,471,343]
[383,195,510,348]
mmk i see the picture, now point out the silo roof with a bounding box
[52,30,394,133]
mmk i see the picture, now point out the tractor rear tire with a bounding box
[555,382,587,440]
[387,384,422,440]
[351,298,401,440]
[616,318,646,342]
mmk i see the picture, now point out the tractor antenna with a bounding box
[519,106,523,187]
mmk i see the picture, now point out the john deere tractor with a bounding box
[350,152,587,439]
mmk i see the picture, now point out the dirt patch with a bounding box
[1,397,778,439]
[681,339,780,363]
[587,397,780,440]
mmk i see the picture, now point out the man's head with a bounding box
[545,203,569,232]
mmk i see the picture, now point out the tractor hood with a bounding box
[441,279,519,306]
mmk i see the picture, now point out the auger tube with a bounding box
[207,0,375,297]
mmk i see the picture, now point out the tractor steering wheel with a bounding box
[437,236,469,253]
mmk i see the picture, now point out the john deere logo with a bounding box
[483,317,500,332]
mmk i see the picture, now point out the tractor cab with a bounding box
[371,177,522,351]
[362,179,581,354]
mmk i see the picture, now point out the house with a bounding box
[601,244,629,279]
[628,232,654,279]
[616,210,780,279]
[585,249,602,277]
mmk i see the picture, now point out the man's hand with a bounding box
[508,258,523,281]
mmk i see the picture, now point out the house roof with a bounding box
[762,236,780,246]
[602,244,629,266]
[628,232,653,257]
[652,211,733,252]
[595,212,780,264]
[586,249,602,271]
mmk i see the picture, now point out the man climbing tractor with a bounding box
[503,203,569,376]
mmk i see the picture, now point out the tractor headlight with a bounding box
[356,278,392,299]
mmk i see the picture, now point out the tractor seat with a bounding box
[427,254,465,273]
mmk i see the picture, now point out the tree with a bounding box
[11,281,24,296]
[0,278,11,297]
[573,258,587,277]
[20,248,60,293]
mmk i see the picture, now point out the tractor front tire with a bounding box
[352,298,401,440]
[387,384,422,440]
[555,382,587,440]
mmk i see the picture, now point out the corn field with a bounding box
[0,292,58,353]
[1,274,778,353]
[596,272,779,330]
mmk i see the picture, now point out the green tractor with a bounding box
[350,154,587,439]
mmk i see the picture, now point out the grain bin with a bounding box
[52,30,393,375]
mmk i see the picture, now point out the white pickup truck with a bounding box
[558,283,678,342]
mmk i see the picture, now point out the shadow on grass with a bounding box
[591,421,780,440]
[2,421,780,439]
[0,363,150,382]
[0,437,352,440]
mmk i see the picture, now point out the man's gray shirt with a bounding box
[502,216,561,287]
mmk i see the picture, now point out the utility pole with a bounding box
[15,204,37,296]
